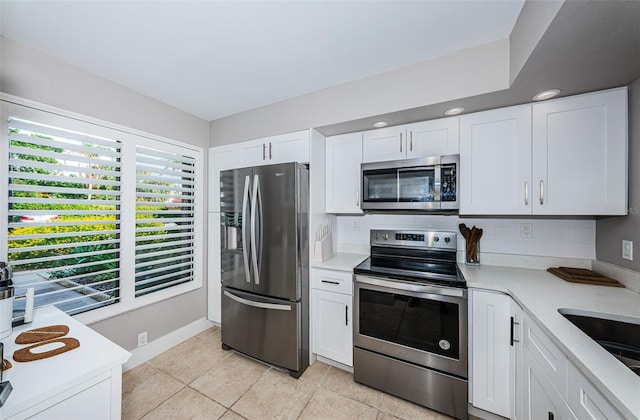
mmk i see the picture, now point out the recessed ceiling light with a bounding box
[373,121,389,128]
[444,107,465,116]
[532,89,561,101]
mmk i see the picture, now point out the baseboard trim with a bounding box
[315,355,353,373]
[123,318,217,371]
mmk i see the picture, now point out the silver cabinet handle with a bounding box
[524,181,529,205]
[251,174,261,285]
[224,290,291,311]
[262,143,266,160]
[510,316,520,346]
[539,180,544,205]
[269,142,273,159]
[242,175,251,283]
[410,132,413,151]
[399,133,403,153]
[356,188,360,206]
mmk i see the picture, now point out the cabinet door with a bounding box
[406,117,459,158]
[209,145,240,212]
[325,133,363,214]
[270,130,310,164]
[362,125,406,162]
[312,289,353,367]
[239,138,269,166]
[567,363,624,420]
[460,105,532,215]
[523,348,577,420]
[532,88,627,215]
[207,212,222,323]
[471,290,522,418]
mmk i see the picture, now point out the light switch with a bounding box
[622,240,633,261]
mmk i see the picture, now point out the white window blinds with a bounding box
[6,116,122,315]
[135,145,197,297]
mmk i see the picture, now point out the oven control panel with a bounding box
[371,229,457,251]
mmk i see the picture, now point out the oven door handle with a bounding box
[354,275,465,298]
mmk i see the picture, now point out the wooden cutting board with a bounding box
[547,267,624,287]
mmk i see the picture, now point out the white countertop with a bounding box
[0,305,131,418]
[459,264,640,419]
[312,252,368,272]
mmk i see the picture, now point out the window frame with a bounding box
[1,95,204,324]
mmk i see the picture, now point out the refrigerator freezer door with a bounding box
[221,287,302,372]
[252,163,300,301]
[220,168,254,292]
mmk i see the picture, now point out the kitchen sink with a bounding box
[558,309,640,377]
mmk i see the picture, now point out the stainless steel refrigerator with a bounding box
[219,162,309,378]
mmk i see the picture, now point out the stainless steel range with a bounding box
[353,229,468,419]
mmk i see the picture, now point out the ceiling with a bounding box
[318,0,640,136]
[0,0,525,121]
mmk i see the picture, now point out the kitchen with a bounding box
[0,1,639,419]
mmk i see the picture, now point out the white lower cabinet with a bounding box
[567,364,624,420]
[470,290,522,419]
[311,268,353,367]
[523,347,576,420]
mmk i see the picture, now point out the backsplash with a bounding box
[336,214,595,260]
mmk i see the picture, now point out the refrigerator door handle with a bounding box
[242,175,251,283]
[251,174,261,285]
[224,290,292,311]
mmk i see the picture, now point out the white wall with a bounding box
[0,35,211,351]
[209,39,510,145]
[336,214,595,262]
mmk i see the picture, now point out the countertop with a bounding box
[0,305,131,418]
[312,252,368,272]
[459,264,640,419]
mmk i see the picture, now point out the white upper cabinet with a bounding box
[363,119,460,163]
[460,87,628,216]
[325,132,363,214]
[406,117,459,158]
[240,129,310,166]
[532,88,627,215]
[362,125,407,162]
[209,144,241,212]
[460,105,533,215]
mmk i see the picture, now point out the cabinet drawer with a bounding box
[523,313,569,399]
[567,364,624,420]
[311,268,353,295]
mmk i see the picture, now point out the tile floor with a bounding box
[122,326,454,420]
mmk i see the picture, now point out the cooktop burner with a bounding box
[354,229,466,288]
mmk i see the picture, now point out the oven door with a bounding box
[354,274,467,378]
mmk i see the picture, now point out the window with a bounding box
[1,101,203,319]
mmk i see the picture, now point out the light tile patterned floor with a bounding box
[122,326,453,420]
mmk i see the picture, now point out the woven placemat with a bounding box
[13,337,80,362]
[15,325,70,344]
[2,359,11,371]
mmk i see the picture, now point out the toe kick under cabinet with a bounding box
[311,268,353,368]
[0,306,130,420]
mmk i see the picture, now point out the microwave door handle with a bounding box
[251,174,261,285]
[242,175,251,283]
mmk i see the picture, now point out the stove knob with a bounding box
[444,236,451,243]
[433,235,440,243]
[376,233,380,240]
[383,233,389,240]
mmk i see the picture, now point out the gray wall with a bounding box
[596,78,640,272]
[0,35,211,350]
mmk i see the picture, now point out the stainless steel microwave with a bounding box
[360,154,459,212]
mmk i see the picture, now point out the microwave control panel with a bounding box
[441,165,457,202]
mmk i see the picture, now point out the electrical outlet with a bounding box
[520,223,533,239]
[622,240,633,261]
[138,331,148,348]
